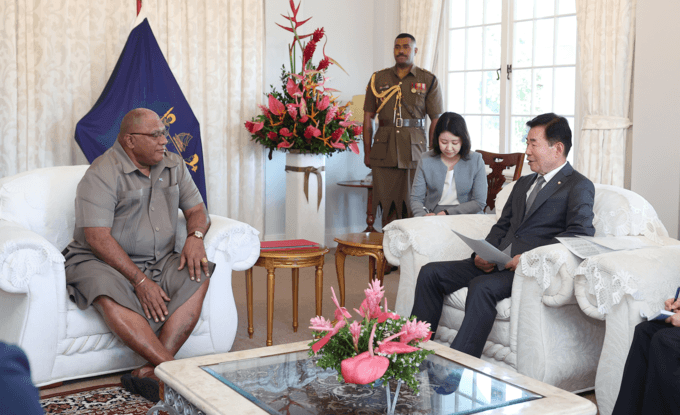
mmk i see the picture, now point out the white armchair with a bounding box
[383,182,669,393]
[0,165,260,386]
[574,242,680,415]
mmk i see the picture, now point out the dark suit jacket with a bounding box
[0,342,42,414]
[485,162,595,256]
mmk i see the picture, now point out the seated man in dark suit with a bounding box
[411,113,596,358]
[611,297,680,415]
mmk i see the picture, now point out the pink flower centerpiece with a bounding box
[245,0,362,158]
[308,280,434,393]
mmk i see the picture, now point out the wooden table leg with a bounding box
[245,267,254,339]
[364,187,376,232]
[334,245,347,307]
[368,255,376,282]
[292,268,299,333]
[315,262,324,318]
[266,267,275,346]
[375,250,387,285]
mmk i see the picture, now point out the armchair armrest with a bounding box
[0,220,64,294]
[384,214,496,316]
[574,241,680,320]
[516,243,584,308]
[175,213,260,271]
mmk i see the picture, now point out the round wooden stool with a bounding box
[245,246,330,346]
[333,232,386,307]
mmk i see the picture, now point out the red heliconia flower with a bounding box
[311,28,324,43]
[317,57,330,71]
[330,128,344,142]
[245,121,264,134]
[268,94,286,116]
[267,131,279,142]
[303,41,317,66]
[353,125,363,136]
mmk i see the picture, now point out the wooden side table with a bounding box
[337,180,375,232]
[333,232,386,307]
[245,247,330,346]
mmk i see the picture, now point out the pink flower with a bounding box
[258,105,270,116]
[299,98,307,117]
[267,131,279,141]
[349,141,360,155]
[331,286,351,321]
[399,320,432,345]
[245,121,264,133]
[376,341,421,355]
[339,121,354,128]
[317,95,330,111]
[279,128,293,137]
[309,315,333,332]
[354,280,385,320]
[330,128,344,142]
[349,320,362,350]
[304,125,321,139]
[341,324,389,384]
[299,115,309,123]
[268,94,286,116]
[286,77,302,97]
[311,319,346,354]
[277,139,294,149]
[352,125,363,136]
[330,140,346,150]
[287,104,298,119]
[376,297,400,323]
[325,105,338,124]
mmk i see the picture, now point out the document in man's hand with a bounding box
[451,230,512,268]
[646,309,674,321]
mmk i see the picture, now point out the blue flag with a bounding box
[74,18,207,205]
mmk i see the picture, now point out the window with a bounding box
[445,0,577,155]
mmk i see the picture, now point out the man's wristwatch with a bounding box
[190,230,204,240]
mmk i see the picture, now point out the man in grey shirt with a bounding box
[63,108,212,400]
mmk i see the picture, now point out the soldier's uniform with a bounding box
[364,65,443,219]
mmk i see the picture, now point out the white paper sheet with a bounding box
[556,237,613,259]
[451,230,512,268]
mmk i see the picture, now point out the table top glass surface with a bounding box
[202,350,541,414]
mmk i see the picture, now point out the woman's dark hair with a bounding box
[432,112,471,160]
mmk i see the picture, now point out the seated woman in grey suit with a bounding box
[410,112,487,217]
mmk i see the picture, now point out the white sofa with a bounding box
[383,182,669,393]
[0,165,260,386]
[574,242,680,415]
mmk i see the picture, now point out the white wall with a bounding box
[630,0,680,238]
[263,0,399,244]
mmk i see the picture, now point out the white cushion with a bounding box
[0,165,88,251]
[495,181,516,221]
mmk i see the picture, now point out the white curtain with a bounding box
[399,0,444,71]
[0,1,136,175]
[0,0,265,233]
[575,0,636,187]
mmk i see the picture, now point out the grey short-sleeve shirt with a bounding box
[65,140,203,271]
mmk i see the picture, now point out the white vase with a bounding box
[285,152,326,245]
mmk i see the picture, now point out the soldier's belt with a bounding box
[379,118,425,128]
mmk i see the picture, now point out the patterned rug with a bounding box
[40,383,168,415]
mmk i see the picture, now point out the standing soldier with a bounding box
[363,33,443,227]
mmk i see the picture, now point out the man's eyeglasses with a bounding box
[129,128,169,139]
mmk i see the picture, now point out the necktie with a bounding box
[525,176,546,215]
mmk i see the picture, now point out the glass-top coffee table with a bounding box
[150,341,596,415]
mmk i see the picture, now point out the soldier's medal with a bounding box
[411,83,416,93]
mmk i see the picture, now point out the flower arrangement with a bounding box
[308,280,434,393]
[244,0,363,158]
